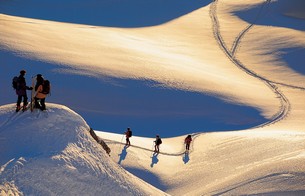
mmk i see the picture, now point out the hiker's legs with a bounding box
[40,98,46,110]
[155,145,159,152]
[126,137,130,146]
[34,97,41,109]
[17,95,22,107]
[23,95,28,107]
[34,97,40,109]
[186,143,190,151]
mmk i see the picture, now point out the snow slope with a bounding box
[0,104,165,195]
[97,128,305,195]
[1,0,305,195]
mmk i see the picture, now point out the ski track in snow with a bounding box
[228,0,305,92]
[230,0,272,57]
[210,0,293,128]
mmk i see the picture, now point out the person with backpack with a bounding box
[124,127,132,147]
[184,135,192,151]
[154,135,162,153]
[13,70,33,112]
[34,80,51,111]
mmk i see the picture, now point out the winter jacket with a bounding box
[35,84,50,99]
[16,75,30,96]
[155,138,162,145]
[185,137,192,144]
[125,130,131,138]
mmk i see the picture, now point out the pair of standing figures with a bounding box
[14,70,51,112]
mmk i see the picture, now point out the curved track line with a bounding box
[231,0,271,57]
[210,0,290,128]
[230,0,305,91]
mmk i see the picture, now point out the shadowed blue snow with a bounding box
[233,0,305,31]
[1,50,267,137]
[0,0,211,27]
[232,0,305,78]
[280,47,305,75]
[125,166,167,191]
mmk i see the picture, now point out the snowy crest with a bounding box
[0,104,164,195]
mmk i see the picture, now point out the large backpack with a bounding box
[129,130,132,137]
[157,138,162,145]
[41,80,50,94]
[12,76,20,90]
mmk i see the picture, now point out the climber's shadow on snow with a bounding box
[150,152,159,168]
[118,146,128,164]
[0,0,211,27]
[183,153,190,164]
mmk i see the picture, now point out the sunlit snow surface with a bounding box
[1,0,305,195]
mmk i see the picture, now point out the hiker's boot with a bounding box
[16,105,21,112]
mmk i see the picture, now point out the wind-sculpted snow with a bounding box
[0,104,165,195]
[1,0,305,195]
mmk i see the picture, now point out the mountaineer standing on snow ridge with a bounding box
[13,70,33,112]
[184,135,192,151]
[34,79,51,111]
[154,135,162,153]
[124,127,132,147]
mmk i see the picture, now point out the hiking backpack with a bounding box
[12,76,20,89]
[156,138,162,145]
[41,80,50,94]
[129,130,132,137]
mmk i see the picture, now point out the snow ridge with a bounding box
[0,104,165,195]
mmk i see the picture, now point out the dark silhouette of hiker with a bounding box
[34,80,51,111]
[124,127,132,147]
[14,70,33,112]
[154,135,162,153]
[184,135,192,151]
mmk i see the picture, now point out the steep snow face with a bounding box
[0,104,165,195]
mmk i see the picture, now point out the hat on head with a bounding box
[20,70,26,74]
